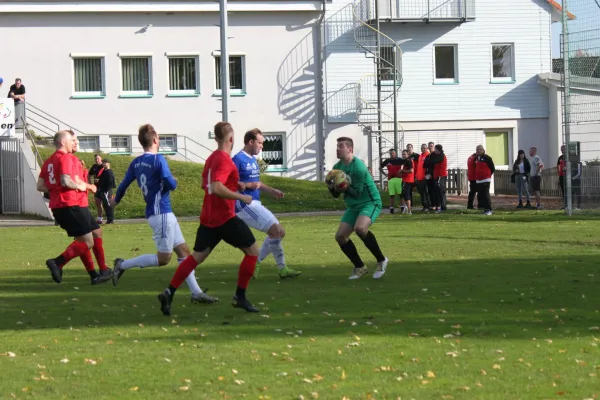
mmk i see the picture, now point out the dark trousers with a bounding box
[571,179,582,208]
[100,190,114,222]
[437,176,447,210]
[467,180,478,209]
[427,179,439,208]
[559,176,565,205]
[477,182,492,211]
[416,180,430,208]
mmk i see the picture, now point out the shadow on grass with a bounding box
[1,254,599,342]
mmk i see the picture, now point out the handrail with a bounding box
[25,102,88,135]
[20,116,45,171]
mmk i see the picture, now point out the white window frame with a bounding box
[165,52,200,96]
[70,53,106,97]
[110,135,131,153]
[159,134,178,153]
[118,52,153,96]
[433,44,459,84]
[212,51,247,95]
[76,135,100,152]
[260,131,287,171]
[490,43,516,83]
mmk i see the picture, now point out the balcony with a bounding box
[358,0,475,23]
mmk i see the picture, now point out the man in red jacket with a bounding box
[416,143,431,211]
[433,144,448,211]
[475,145,495,215]
[467,151,478,209]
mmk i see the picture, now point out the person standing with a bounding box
[416,143,431,211]
[475,145,495,216]
[88,154,105,224]
[557,145,566,209]
[467,150,478,209]
[400,149,415,215]
[512,150,532,208]
[379,148,403,214]
[97,159,116,224]
[529,146,544,209]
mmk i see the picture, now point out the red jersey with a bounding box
[200,150,239,227]
[416,151,429,181]
[402,159,415,183]
[467,154,477,181]
[433,155,448,179]
[57,153,88,207]
[40,150,68,209]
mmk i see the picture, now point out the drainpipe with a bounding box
[317,0,327,181]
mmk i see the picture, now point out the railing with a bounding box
[356,0,474,22]
[20,116,44,171]
[494,168,562,197]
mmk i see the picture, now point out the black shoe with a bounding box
[232,295,259,313]
[467,205,474,210]
[525,202,532,209]
[91,270,112,285]
[46,259,62,283]
[390,208,395,214]
[517,202,523,209]
[157,290,173,316]
[106,221,114,224]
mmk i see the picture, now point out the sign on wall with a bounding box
[0,98,16,137]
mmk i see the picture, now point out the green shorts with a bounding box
[341,203,382,227]
[388,177,403,195]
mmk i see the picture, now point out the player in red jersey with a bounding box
[37,131,112,285]
[157,121,259,316]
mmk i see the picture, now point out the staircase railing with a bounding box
[23,102,88,138]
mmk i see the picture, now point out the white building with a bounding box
[0,0,586,210]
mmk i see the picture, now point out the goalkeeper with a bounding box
[326,137,388,280]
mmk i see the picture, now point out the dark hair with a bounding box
[435,144,443,152]
[94,153,101,158]
[214,122,234,141]
[138,124,157,149]
[518,149,525,155]
[337,136,354,149]
[15,78,22,83]
[244,128,262,145]
[428,141,434,146]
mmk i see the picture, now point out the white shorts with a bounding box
[235,200,279,234]
[148,212,185,253]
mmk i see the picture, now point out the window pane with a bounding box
[78,136,99,151]
[122,57,150,91]
[160,136,177,151]
[111,136,130,152]
[262,134,284,166]
[485,132,509,165]
[434,46,456,79]
[169,57,197,91]
[74,58,102,92]
[215,56,244,90]
[492,45,513,78]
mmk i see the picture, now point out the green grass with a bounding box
[1,213,600,399]
[38,148,391,218]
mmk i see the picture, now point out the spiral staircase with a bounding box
[352,0,404,185]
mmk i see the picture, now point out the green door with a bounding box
[485,132,509,165]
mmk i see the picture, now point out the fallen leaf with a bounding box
[303,378,313,384]
[493,364,501,370]
[179,386,189,391]
[313,374,323,382]
[458,386,471,392]
[311,392,319,399]
[427,371,436,378]
[60,358,69,364]
[341,370,346,380]
[129,386,139,391]
[164,358,171,363]
[84,358,97,365]
[7,352,16,358]
[232,369,238,375]
[218,376,224,381]
[480,369,487,375]
[234,379,244,385]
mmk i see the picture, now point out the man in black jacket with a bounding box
[88,154,105,224]
[423,144,446,212]
[97,159,116,224]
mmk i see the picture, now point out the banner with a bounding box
[0,98,15,137]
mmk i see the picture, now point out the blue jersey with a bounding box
[232,150,261,201]
[115,152,177,218]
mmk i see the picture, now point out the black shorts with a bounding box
[402,182,413,201]
[52,206,100,237]
[531,176,542,192]
[193,216,256,253]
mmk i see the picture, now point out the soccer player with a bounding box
[157,122,260,316]
[37,131,112,285]
[232,128,301,279]
[328,137,388,280]
[379,148,403,214]
[109,124,217,305]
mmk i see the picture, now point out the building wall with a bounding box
[0,11,322,180]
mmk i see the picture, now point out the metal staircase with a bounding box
[352,0,404,185]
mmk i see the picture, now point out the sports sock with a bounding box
[169,255,198,290]
[339,239,364,268]
[121,254,159,270]
[180,258,203,295]
[80,249,96,272]
[358,231,386,263]
[268,238,286,269]
[258,237,273,262]
[56,241,89,266]
[236,255,258,297]
[92,237,108,271]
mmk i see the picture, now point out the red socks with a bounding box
[237,255,258,290]
[92,237,108,271]
[60,241,89,264]
[169,256,198,289]
[80,250,96,272]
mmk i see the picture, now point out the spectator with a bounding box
[557,145,566,209]
[380,148,403,214]
[88,154,105,224]
[416,143,431,211]
[475,145,495,215]
[467,150,478,209]
[97,159,116,224]
[512,149,532,208]
[424,144,447,212]
[433,144,448,212]
[8,78,25,104]
[529,146,544,209]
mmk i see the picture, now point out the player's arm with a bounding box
[259,182,284,198]
[344,163,368,198]
[328,186,341,198]
[159,156,177,191]
[379,159,389,178]
[36,177,48,193]
[58,157,86,191]
[209,162,252,203]
[402,160,413,174]
[113,162,136,205]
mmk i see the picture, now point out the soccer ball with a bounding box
[326,169,349,191]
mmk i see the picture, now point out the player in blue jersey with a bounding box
[232,128,302,279]
[109,124,217,304]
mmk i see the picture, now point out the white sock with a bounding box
[121,254,159,270]
[180,258,203,295]
[269,238,286,269]
[258,237,273,262]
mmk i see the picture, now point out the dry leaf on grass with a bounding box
[179,386,190,391]
[129,386,139,391]
[427,371,436,378]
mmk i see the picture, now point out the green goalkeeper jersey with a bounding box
[333,157,382,208]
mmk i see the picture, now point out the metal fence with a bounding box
[0,138,23,214]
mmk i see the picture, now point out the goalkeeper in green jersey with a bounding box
[327,137,389,280]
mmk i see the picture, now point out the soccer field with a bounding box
[1,213,599,399]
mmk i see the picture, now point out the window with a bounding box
[214,54,245,93]
[159,135,177,153]
[119,54,152,96]
[491,44,515,82]
[110,136,131,153]
[77,136,100,152]
[71,56,105,97]
[380,46,401,83]
[485,132,509,165]
[167,55,199,95]
[261,132,286,170]
[434,45,458,83]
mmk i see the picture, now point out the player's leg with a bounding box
[335,210,367,279]
[94,195,103,224]
[102,191,115,224]
[157,224,217,316]
[85,207,112,279]
[403,182,412,214]
[353,204,387,279]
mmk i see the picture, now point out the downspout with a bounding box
[317,0,327,181]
